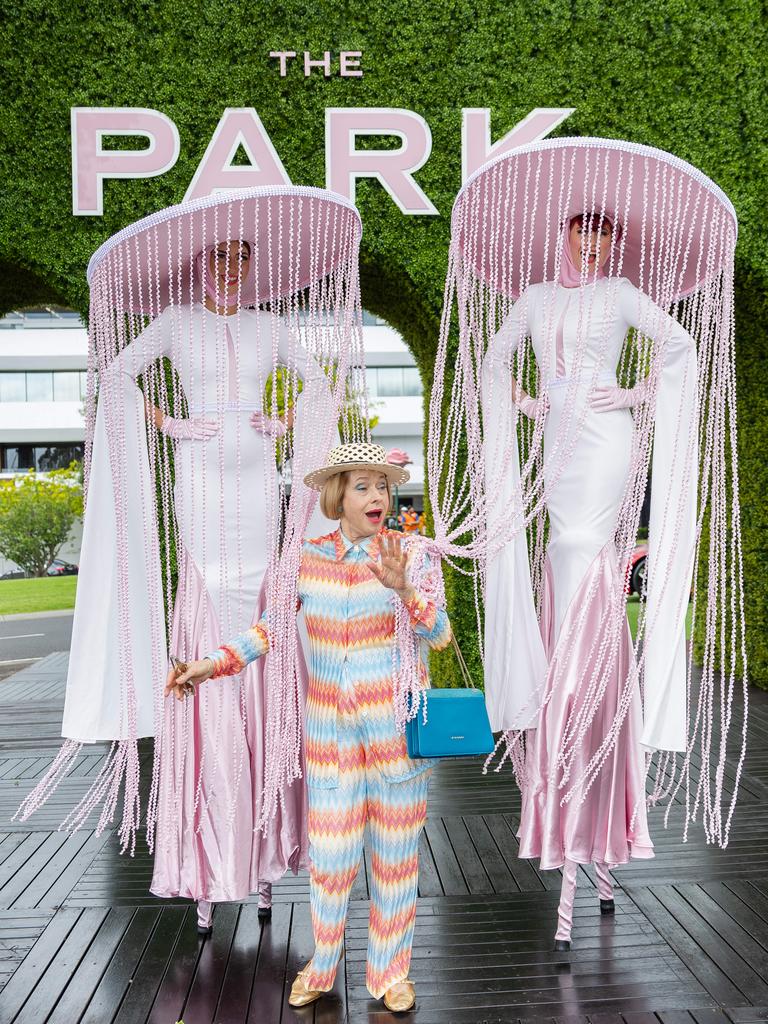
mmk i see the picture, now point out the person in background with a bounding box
[403,506,419,534]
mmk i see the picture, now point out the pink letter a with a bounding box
[184,108,291,202]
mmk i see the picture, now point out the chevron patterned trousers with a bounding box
[303,683,430,999]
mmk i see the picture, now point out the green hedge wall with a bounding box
[2,0,766,685]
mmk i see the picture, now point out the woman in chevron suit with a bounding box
[166,442,452,1013]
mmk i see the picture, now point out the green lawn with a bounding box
[0,576,78,615]
[626,596,692,640]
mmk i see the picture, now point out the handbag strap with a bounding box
[451,634,476,689]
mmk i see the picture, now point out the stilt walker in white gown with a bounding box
[427,138,748,948]
[17,187,368,933]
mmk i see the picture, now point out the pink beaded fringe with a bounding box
[391,537,448,732]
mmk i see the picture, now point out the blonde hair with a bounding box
[319,470,391,520]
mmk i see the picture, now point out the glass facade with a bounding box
[365,366,423,398]
[0,371,87,402]
[0,373,26,402]
[25,373,54,402]
[0,309,83,330]
[1,444,84,472]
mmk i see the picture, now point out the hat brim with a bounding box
[87,186,362,314]
[304,461,410,491]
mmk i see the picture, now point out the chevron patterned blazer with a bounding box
[207,528,452,788]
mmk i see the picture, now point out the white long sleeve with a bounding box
[618,280,697,752]
[63,312,172,742]
[481,292,548,731]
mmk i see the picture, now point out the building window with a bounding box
[1,444,83,472]
[402,367,423,396]
[25,372,54,402]
[53,371,82,402]
[361,310,389,326]
[0,371,88,402]
[0,373,26,402]
[365,367,423,398]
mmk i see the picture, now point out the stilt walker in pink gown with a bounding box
[427,138,748,949]
[16,188,368,933]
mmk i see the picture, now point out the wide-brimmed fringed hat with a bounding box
[304,442,410,490]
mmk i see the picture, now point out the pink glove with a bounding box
[250,411,287,438]
[589,381,649,413]
[160,415,219,440]
[516,390,549,420]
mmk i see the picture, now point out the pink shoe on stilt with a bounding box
[554,859,578,951]
[197,899,214,936]
[257,880,272,921]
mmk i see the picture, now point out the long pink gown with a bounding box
[484,275,695,884]
[85,301,320,902]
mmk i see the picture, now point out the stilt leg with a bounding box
[197,899,213,935]
[554,859,578,949]
[594,860,615,913]
[258,880,273,920]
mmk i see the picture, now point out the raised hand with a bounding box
[160,415,220,441]
[368,533,413,600]
[164,657,215,701]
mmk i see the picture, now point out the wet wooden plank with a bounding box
[77,907,159,1024]
[180,902,239,1024]
[144,906,200,1024]
[247,903,291,1024]
[0,906,85,1022]
[46,908,134,1024]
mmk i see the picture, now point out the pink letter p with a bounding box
[71,107,180,216]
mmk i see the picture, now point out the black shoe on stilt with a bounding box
[553,939,571,951]
[257,880,272,922]
[600,898,615,915]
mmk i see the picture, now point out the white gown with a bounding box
[483,277,698,755]
[62,302,331,738]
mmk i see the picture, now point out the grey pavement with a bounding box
[0,612,73,665]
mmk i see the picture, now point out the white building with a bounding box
[360,313,425,502]
[0,308,425,568]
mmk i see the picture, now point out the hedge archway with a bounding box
[2,0,766,684]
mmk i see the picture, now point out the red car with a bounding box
[625,543,647,597]
[45,559,79,577]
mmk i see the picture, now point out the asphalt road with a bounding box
[0,612,73,674]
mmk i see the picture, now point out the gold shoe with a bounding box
[288,964,324,1008]
[383,979,416,1012]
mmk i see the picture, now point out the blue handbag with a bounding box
[406,636,495,758]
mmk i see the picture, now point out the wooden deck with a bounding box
[0,654,766,1023]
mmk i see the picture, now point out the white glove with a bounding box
[250,411,287,438]
[589,381,649,413]
[160,415,220,440]
[515,389,549,420]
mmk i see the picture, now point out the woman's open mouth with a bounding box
[365,509,383,523]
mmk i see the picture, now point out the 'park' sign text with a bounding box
[70,106,574,217]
